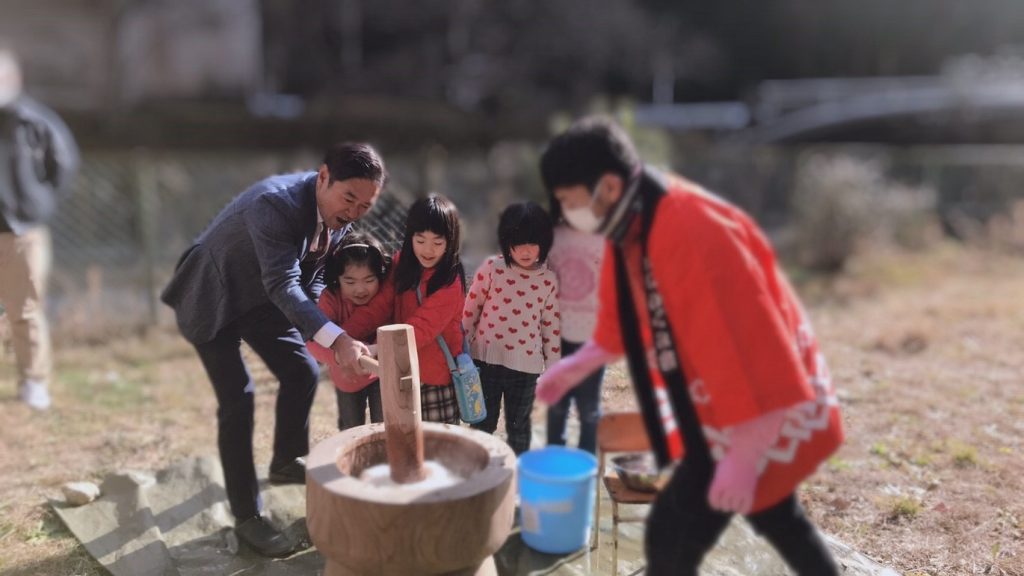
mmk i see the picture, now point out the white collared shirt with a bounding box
[310,208,343,348]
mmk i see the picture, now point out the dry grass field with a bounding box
[1,243,1022,575]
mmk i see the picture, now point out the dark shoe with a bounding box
[235,515,297,558]
[268,457,306,485]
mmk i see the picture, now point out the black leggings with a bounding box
[644,457,839,576]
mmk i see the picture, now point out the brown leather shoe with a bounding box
[235,515,297,558]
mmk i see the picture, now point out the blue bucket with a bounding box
[517,446,598,554]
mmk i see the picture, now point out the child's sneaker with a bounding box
[19,379,51,411]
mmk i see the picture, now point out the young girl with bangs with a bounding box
[463,202,561,454]
[307,233,390,430]
[341,193,467,424]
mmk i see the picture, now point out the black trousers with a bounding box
[193,304,319,521]
[645,455,839,576]
[470,361,538,455]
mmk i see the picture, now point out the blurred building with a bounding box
[9,1,1024,149]
[0,0,262,111]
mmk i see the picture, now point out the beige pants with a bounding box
[0,227,52,386]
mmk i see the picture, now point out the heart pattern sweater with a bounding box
[463,255,562,374]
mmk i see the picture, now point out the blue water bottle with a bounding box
[455,351,487,424]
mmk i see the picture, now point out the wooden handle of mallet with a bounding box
[358,355,379,374]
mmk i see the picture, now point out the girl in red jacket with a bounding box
[307,233,390,430]
[341,193,467,424]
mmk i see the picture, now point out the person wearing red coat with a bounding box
[536,117,843,576]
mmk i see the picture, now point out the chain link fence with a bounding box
[34,142,1024,342]
[47,149,412,341]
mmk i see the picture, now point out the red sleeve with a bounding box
[308,290,342,365]
[407,279,465,349]
[341,272,395,341]
[652,195,813,427]
[591,242,625,354]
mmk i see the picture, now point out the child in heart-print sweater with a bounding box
[463,202,561,454]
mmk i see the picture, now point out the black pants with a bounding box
[193,304,319,521]
[470,361,537,454]
[645,456,839,576]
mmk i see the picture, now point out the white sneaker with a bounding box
[19,380,51,411]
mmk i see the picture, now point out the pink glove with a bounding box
[708,408,787,515]
[537,341,620,405]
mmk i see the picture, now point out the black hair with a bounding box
[323,142,387,187]
[393,193,466,297]
[539,116,640,223]
[498,201,554,267]
[324,232,390,292]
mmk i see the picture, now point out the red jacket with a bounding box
[307,290,378,393]
[593,174,844,512]
[342,252,464,386]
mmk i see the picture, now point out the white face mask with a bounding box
[0,88,16,107]
[562,186,603,233]
[0,54,21,107]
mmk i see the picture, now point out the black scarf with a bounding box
[611,168,712,469]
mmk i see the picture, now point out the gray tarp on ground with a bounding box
[53,456,898,576]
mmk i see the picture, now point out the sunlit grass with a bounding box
[950,442,979,468]
[889,497,923,520]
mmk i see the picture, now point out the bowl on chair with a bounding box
[609,452,671,493]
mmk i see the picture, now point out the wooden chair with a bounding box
[593,411,658,575]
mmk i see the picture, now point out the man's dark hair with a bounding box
[539,116,640,222]
[323,142,387,186]
[394,193,466,297]
[498,202,554,268]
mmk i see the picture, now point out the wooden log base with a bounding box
[307,423,516,576]
[324,555,497,576]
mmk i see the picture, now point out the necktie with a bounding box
[312,222,330,254]
[305,223,331,264]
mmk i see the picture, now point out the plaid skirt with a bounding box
[420,382,459,424]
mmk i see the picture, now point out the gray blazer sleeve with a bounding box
[244,194,331,342]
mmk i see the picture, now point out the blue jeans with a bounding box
[545,339,604,454]
[335,380,383,430]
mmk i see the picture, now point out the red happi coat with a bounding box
[593,173,844,513]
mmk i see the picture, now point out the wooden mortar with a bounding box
[307,324,516,575]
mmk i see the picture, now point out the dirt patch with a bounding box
[1,244,1022,575]
[798,246,1024,576]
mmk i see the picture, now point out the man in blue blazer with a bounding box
[161,142,384,557]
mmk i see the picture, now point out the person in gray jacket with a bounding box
[161,142,384,557]
[0,44,79,411]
